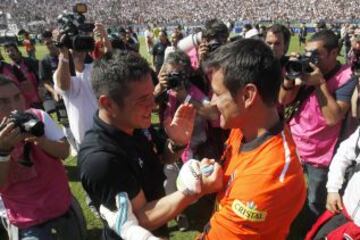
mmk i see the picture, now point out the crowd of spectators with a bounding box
[0,0,360,28]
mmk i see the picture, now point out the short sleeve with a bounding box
[41,110,65,141]
[335,76,357,102]
[80,153,141,210]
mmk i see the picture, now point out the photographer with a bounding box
[39,31,61,104]
[79,50,223,240]
[152,30,170,74]
[163,31,183,61]
[0,76,82,239]
[279,30,358,238]
[3,42,42,110]
[155,51,219,159]
[197,19,229,65]
[265,24,291,64]
[54,22,110,148]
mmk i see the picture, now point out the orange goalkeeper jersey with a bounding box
[201,122,306,240]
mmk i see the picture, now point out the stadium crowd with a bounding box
[0,0,359,27]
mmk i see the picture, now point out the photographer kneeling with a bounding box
[0,76,82,239]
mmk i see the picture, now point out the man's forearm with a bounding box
[43,81,56,95]
[36,138,70,160]
[136,191,198,231]
[278,79,301,105]
[55,51,71,91]
[315,82,345,126]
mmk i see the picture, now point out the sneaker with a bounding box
[176,214,189,232]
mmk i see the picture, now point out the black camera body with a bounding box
[0,111,45,167]
[285,50,320,80]
[6,111,45,137]
[56,3,95,52]
[167,72,188,89]
[207,39,222,53]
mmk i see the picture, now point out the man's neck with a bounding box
[75,62,85,73]
[240,107,280,143]
[98,110,134,136]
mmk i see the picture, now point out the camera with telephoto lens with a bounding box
[56,3,95,52]
[0,111,45,137]
[167,71,188,89]
[284,50,320,80]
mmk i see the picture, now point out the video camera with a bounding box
[284,50,320,80]
[167,71,188,89]
[56,3,95,52]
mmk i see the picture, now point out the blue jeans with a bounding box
[304,163,328,218]
[19,209,83,240]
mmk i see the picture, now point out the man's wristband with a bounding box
[0,154,10,162]
[184,94,192,104]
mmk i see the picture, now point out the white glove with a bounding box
[99,192,160,240]
[176,159,214,195]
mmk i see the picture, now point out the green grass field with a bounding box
[0,35,345,240]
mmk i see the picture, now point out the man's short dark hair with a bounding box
[164,50,192,73]
[202,19,229,40]
[91,50,151,106]
[41,30,52,40]
[204,39,281,106]
[309,30,339,51]
[267,24,291,52]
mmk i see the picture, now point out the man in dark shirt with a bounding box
[39,32,60,103]
[152,31,170,74]
[78,50,223,240]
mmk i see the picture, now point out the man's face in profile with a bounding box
[210,69,242,129]
[111,74,156,132]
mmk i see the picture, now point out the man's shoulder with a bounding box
[335,64,352,80]
[79,128,129,164]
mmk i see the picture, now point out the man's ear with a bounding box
[242,84,258,109]
[99,95,114,113]
[330,48,339,58]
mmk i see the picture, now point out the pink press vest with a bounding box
[0,109,71,228]
[289,65,353,167]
